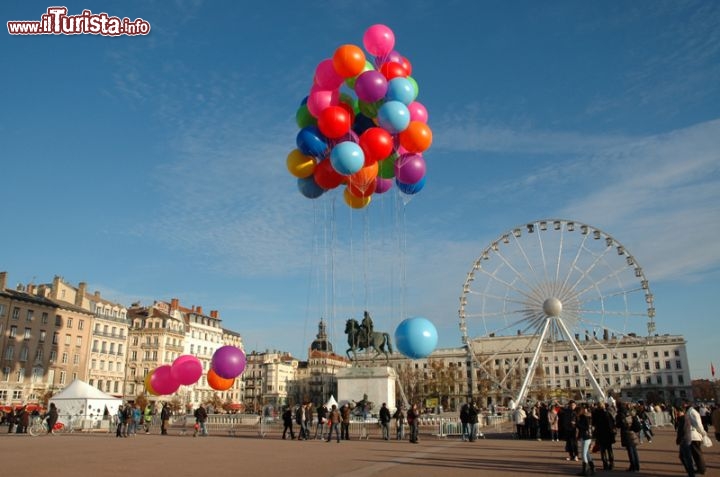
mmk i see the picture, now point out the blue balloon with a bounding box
[297,176,324,199]
[377,101,410,134]
[296,126,328,158]
[385,78,415,105]
[395,317,438,359]
[352,113,375,135]
[330,141,365,176]
[396,176,426,194]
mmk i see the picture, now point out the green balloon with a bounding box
[377,153,397,179]
[296,104,317,129]
[358,99,383,119]
[407,76,419,101]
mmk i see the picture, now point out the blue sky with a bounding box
[2,1,718,379]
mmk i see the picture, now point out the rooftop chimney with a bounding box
[210,310,218,319]
[76,282,87,306]
[170,298,179,312]
[196,306,203,315]
[0,272,7,291]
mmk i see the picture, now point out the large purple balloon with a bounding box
[211,346,247,379]
[395,153,426,184]
[171,355,203,386]
[150,365,180,395]
[354,71,388,103]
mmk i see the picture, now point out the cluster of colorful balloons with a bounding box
[145,354,203,396]
[287,24,432,209]
[207,345,247,391]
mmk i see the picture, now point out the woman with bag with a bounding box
[684,401,708,475]
[576,404,595,476]
[616,401,641,472]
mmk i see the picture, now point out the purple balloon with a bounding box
[211,346,247,379]
[375,177,393,194]
[395,153,426,184]
[150,365,180,395]
[354,71,388,103]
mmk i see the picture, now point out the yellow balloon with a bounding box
[145,371,159,396]
[286,149,316,178]
[343,187,371,209]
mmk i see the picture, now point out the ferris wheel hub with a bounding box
[543,297,563,317]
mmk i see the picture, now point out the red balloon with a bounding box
[359,127,394,164]
[317,106,351,139]
[399,57,412,76]
[379,61,407,81]
[348,178,376,198]
[314,159,345,190]
[337,101,355,127]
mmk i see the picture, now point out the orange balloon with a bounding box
[349,161,378,186]
[207,369,235,391]
[399,121,433,153]
[343,187,372,209]
[332,44,366,78]
[348,178,376,198]
[144,372,159,396]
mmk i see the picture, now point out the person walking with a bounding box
[676,405,696,477]
[548,403,559,442]
[160,403,171,435]
[616,401,641,472]
[408,403,420,443]
[591,401,616,471]
[193,404,208,437]
[143,404,153,434]
[314,404,327,440]
[468,400,480,442]
[326,404,341,443]
[562,401,579,461]
[576,404,595,476]
[45,403,59,435]
[341,403,351,440]
[295,404,306,440]
[379,403,391,440]
[459,402,470,441]
[281,405,295,440]
[685,401,708,475]
[393,405,406,441]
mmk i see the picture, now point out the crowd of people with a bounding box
[510,398,718,476]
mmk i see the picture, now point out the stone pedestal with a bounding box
[336,366,397,414]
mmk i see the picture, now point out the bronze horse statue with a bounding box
[345,318,393,364]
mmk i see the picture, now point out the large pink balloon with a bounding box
[150,365,180,395]
[363,24,395,58]
[171,355,203,386]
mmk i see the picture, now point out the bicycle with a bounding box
[28,416,66,436]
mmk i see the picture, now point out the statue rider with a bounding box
[361,310,374,348]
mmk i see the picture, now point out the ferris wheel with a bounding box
[458,219,656,407]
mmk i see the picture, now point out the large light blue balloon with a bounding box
[377,100,410,134]
[330,141,365,176]
[395,317,438,359]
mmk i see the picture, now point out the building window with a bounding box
[78,320,84,330]
[50,351,57,363]
[65,334,71,346]
[73,354,80,365]
[62,352,68,364]
[39,330,46,342]
[35,348,43,361]
[12,307,20,320]
[678,375,685,384]
[667,375,674,385]
[26,310,34,322]
[52,332,59,344]
[55,315,62,326]
[676,360,682,369]
[19,347,29,362]
[13,390,23,400]
[60,371,66,385]
[9,325,17,337]
[67,318,73,328]
[665,361,671,369]
[654,362,660,370]
[76,336,82,347]
[24,328,31,340]
[656,376,663,384]
[4,346,14,360]
[41,312,48,324]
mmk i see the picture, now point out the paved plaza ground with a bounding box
[1,423,717,477]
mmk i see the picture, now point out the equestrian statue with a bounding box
[345,311,393,364]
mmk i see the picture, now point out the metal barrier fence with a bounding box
[169,413,511,439]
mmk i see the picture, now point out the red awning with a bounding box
[226,403,243,410]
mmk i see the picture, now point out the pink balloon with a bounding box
[171,355,203,385]
[375,177,393,194]
[408,101,428,123]
[150,365,180,395]
[314,59,344,90]
[307,86,340,118]
[363,24,395,58]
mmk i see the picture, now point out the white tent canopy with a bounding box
[49,379,121,421]
[325,395,338,409]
